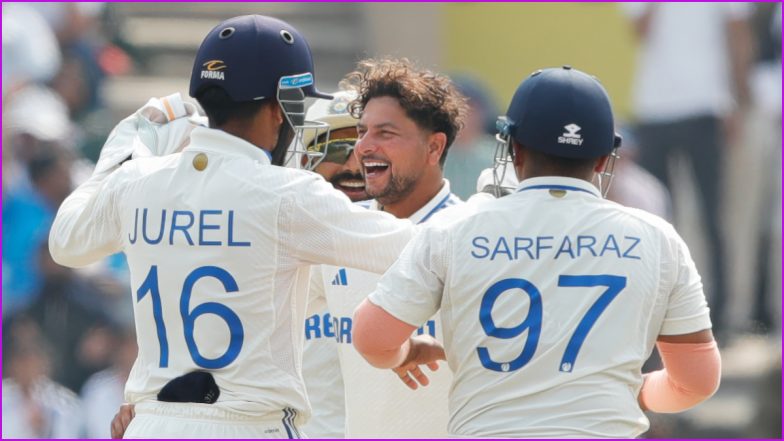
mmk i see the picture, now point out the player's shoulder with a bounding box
[604,200,679,237]
[115,153,179,179]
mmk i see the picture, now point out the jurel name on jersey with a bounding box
[127,208,251,247]
[471,234,642,261]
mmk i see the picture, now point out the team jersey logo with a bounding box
[201,60,226,80]
[558,123,583,146]
[331,268,348,286]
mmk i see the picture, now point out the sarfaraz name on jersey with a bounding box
[471,233,642,261]
[128,208,251,247]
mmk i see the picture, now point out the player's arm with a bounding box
[49,168,125,267]
[353,299,445,390]
[49,94,202,267]
[639,329,720,412]
[639,230,721,412]
[352,226,448,388]
[284,176,416,274]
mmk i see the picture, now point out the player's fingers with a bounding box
[410,366,430,387]
[394,368,419,390]
[110,414,123,439]
[426,361,440,372]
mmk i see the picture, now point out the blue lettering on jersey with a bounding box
[600,234,621,258]
[170,211,195,245]
[491,237,512,261]
[514,237,535,259]
[305,313,336,340]
[331,316,353,344]
[576,235,597,257]
[471,234,642,261]
[471,236,490,258]
[622,236,642,260]
[227,210,250,247]
[199,210,222,246]
[554,236,575,259]
[128,208,252,247]
[536,236,554,259]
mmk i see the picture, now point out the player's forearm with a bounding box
[638,340,721,413]
[352,299,416,368]
[359,339,411,369]
[49,175,120,267]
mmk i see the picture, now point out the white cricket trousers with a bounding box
[124,402,306,438]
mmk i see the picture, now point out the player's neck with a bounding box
[216,121,275,155]
[382,173,444,219]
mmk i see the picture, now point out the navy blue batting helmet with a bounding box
[189,15,331,102]
[498,66,621,159]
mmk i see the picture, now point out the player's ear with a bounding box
[427,132,447,166]
[511,140,524,168]
[593,154,610,172]
[269,100,284,126]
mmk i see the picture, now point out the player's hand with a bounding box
[393,335,446,390]
[132,93,207,159]
[110,403,135,439]
[475,165,518,197]
[94,93,206,176]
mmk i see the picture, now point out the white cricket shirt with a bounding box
[49,127,415,422]
[369,176,712,438]
[319,181,461,437]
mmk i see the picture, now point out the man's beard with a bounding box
[367,170,419,206]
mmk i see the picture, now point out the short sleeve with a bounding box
[660,233,713,335]
[368,225,449,327]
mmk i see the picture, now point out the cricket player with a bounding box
[299,90,365,438]
[313,58,467,437]
[353,66,721,438]
[49,15,417,438]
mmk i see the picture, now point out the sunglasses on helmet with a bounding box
[307,138,357,165]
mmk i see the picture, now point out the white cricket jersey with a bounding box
[369,176,712,438]
[49,126,415,422]
[301,266,345,438]
[320,181,461,437]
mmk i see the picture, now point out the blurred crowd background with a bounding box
[2,2,781,438]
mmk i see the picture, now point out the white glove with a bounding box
[475,160,519,197]
[132,93,208,159]
[93,93,207,176]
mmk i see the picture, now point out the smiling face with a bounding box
[311,126,368,202]
[355,96,435,206]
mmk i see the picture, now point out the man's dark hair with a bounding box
[195,87,269,127]
[342,58,468,167]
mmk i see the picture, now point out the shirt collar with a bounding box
[515,176,602,198]
[185,126,272,165]
[370,179,454,224]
